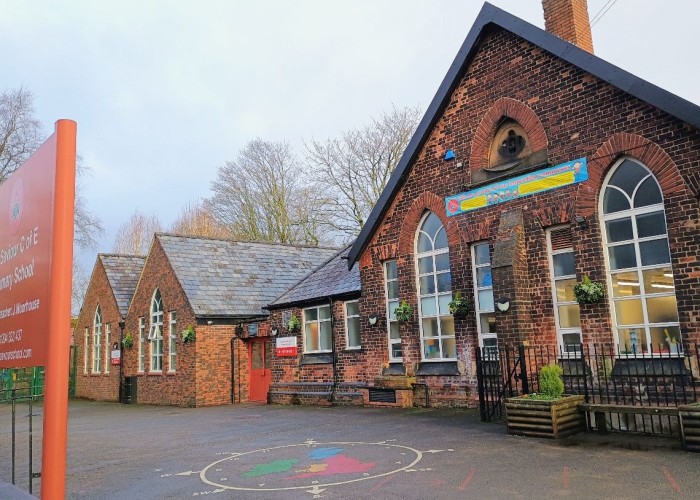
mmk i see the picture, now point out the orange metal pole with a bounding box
[41,119,76,500]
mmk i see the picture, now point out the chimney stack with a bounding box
[542,0,594,53]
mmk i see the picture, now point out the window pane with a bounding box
[418,256,434,274]
[611,271,641,297]
[562,332,582,347]
[608,160,647,197]
[437,272,451,292]
[422,213,442,240]
[605,218,633,243]
[320,322,332,350]
[650,326,681,352]
[619,327,647,354]
[555,278,577,302]
[636,212,666,238]
[391,343,403,358]
[251,342,264,369]
[608,243,637,270]
[421,296,437,316]
[305,308,318,321]
[385,261,397,280]
[552,252,575,277]
[347,317,361,348]
[423,338,440,359]
[434,228,448,250]
[634,177,662,208]
[440,316,455,335]
[422,318,438,337]
[441,337,457,358]
[389,322,400,339]
[614,299,644,325]
[646,296,679,324]
[305,323,318,351]
[558,304,581,328]
[438,294,452,315]
[477,267,492,287]
[480,313,496,334]
[319,306,331,320]
[640,239,671,266]
[419,275,435,295]
[478,290,494,311]
[603,188,630,214]
[346,301,359,317]
[417,233,432,253]
[388,301,398,320]
[474,244,490,265]
[387,281,399,300]
[435,253,450,272]
[642,267,674,294]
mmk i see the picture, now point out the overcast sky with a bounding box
[2,1,698,263]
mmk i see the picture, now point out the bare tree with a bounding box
[170,199,230,238]
[305,105,421,237]
[74,156,105,249]
[112,210,163,255]
[208,139,325,245]
[0,87,43,184]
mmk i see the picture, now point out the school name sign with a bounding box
[0,130,61,367]
[445,158,588,216]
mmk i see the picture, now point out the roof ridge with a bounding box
[155,232,339,251]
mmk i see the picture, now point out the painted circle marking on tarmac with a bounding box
[200,441,423,492]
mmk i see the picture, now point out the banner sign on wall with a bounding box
[276,336,298,357]
[445,158,588,217]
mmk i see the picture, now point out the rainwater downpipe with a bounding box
[330,298,338,404]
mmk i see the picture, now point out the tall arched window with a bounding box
[92,306,102,373]
[149,289,164,371]
[415,212,455,360]
[600,158,680,355]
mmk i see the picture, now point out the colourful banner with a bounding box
[445,158,588,216]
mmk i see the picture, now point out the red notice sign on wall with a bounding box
[276,336,298,357]
[0,131,60,368]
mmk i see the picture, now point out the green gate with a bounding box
[1,345,77,399]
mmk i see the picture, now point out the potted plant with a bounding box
[394,300,414,323]
[122,332,134,349]
[448,291,471,316]
[573,274,605,304]
[287,314,301,333]
[505,364,585,439]
[181,325,196,343]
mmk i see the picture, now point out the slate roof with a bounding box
[268,244,361,308]
[155,234,338,318]
[99,254,146,317]
[348,2,700,268]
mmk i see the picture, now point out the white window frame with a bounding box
[104,323,111,374]
[384,260,402,362]
[138,317,146,372]
[83,327,89,374]
[149,289,164,372]
[600,157,681,356]
[415,212,455,361]
[92,306,102,374]
[546,227,582,356]
[303,304,332,354]
[472,242,497,352]
[344,300,361,350]
[168,311,177,372]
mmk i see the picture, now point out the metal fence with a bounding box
[1,390,42,495]
[476,343,700,436]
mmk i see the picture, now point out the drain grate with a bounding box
[368,388,396,403]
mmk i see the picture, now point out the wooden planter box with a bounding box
[679,403,700,452]
[506,394,585,439]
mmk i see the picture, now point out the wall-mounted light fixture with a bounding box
[444,149,456,161]
[271,328,278,336]
[496,297,510,312]
[573,214,589,230]
[368,314,378,326]
[207,320,214,325]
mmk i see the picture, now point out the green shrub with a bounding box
[539,364,564,399]
[122,332,134,349]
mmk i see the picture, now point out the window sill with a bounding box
[300,353,333,365]
[416,361,460,376]
[382,363,405,376]
[344,347,362,352]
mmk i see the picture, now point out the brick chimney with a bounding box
[542,0,594,53]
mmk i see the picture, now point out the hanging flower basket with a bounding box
[181,325,196,343]
[394,300,414,323]
[122,332,134,349]
[287,314,301,333]
[573,274,605,304]
[448,291,471,316]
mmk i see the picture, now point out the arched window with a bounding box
[415,212,455,360]
[149,289,164,371]
[92,306,102,373]
[600,158,680,355]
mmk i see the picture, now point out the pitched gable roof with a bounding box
[155,234,338,318]
[268,244,360,309]
[99,254,146,317]
[348,2,700,268]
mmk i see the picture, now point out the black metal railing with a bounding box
[1,389,43,495]
[476,343,700,436]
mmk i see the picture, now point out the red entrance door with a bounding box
[249,338,271,402]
